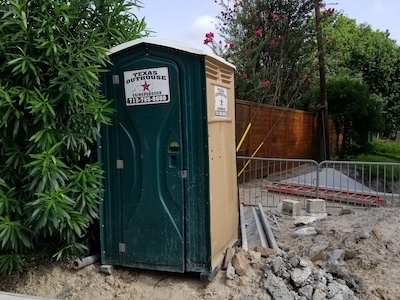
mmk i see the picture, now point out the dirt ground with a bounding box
[1,205,400,300]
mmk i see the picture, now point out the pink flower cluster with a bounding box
[262,80,271,87]
[242,73,271,87]
[240,73,271,88]
[203,32,214,44]
[269,12,279,21]
[322,8,335,18]
[223,41,236,49]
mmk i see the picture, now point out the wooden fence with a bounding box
[235,100,337,160]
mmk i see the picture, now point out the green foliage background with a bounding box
[0,0,147,274]
[322,75,383,158]
[212,1,400,156]
[322,13,400,139]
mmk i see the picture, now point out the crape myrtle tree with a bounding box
[206,0,316,106]
[0,0,147,274]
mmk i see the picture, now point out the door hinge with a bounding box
[116,160,124,169]
[112,75,120,85]
[119,242,126,253]
[180,170,188,178]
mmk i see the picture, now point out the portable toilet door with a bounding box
[99,38,238,277]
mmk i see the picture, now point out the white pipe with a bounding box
[73,254,100,269]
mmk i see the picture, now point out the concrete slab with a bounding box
[281,167,375,193]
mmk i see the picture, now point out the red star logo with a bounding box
[141,81,151,91]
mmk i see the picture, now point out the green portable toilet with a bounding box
[99,38,238,278]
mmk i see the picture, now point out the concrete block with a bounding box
[306,199,326,213]
[282,199,301,216]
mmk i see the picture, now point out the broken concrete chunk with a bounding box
[315,281,328,292]
[226,262,236,280]
[292,227,318,238]
[247,250,262,261]
[313,288,327,300]
[313,269,328,286]
[328,249,345,264]
[260,240,365,299]
[232,253,247,276]
[264,270,295,300]
[298,284,314,299]
[325,263,365,293]
[299,259,311,268]
[288,251,299,267]
[271,256,284,275]
[255,246,277,257]
[222,247,236,270]
[327,281,356,299]
[281,269,291,280]
[291,266,312,287]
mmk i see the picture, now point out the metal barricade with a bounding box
[237,156,400,207]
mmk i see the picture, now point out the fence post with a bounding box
[316,161,322,199]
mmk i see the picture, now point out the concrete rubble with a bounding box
[226,247,365,299]
[228,199,368,299]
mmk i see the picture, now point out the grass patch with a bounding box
[370,139,400,160]
[352,154,400,181]
[354,154,400,163]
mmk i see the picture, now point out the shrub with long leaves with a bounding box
[0,0,147,274]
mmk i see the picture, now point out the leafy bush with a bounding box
[0,0,147,274]
[369,139,400,159]
[324,75,384,159]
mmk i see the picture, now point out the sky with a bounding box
[136,0,400,49]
